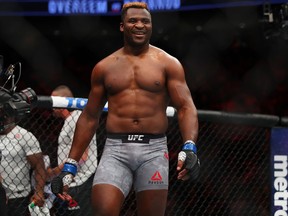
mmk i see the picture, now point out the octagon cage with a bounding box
[2,97,280,216]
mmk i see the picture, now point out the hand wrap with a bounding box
[178,140,200,180]
[51,158,78,195]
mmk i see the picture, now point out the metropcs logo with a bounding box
[273,155,288,216]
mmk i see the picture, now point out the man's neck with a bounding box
[123,43,150,56]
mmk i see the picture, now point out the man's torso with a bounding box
[102,46,171,134]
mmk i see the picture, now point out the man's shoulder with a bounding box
[100,48,123,63]
[149,45,181,68]
[150,45,177,60]
[13,125,28,134]
[93,48,123,72]
[10,125,38,142]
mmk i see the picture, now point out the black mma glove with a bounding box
[51,158,78,195]
[178,140,200,180]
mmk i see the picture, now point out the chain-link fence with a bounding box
[0,107,278,216]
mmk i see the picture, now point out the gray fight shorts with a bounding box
[93,133,169,197]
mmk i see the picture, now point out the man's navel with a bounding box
[133,119,139,125]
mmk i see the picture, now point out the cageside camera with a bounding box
[0,55,37,132]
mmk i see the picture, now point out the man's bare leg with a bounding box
[92,184,125,216]
[136,189,168,216]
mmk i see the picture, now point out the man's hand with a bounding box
[177,140,200,181]
[30,191,45,207]
[51,158,77,197]
[51,172,74,194]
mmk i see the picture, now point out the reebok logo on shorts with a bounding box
[68,199,80,210]
[148,171,164,184]
[151,171,162,180]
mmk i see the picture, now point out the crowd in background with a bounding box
[1,6,288,115]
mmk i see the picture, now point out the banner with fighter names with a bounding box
[0,0,287,16]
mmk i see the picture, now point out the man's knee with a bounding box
[136,189,168,216]
[92,184,125,216]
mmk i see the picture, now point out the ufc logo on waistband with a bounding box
[128,135,144,141]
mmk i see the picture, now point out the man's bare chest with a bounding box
[104,59,166,94]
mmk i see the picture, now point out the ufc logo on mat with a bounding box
[128,135,144,141]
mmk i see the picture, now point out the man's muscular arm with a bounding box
[165,55,199,181]
[51,62,107,195]
[28,153,46,207]
[69,62,106,161]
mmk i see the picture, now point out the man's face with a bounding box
[120,8,152,47]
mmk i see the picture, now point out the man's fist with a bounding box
[177,140,200,180]
[51,172,74,194]
[51,159,78,195]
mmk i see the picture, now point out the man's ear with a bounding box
[120,22,124,32]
